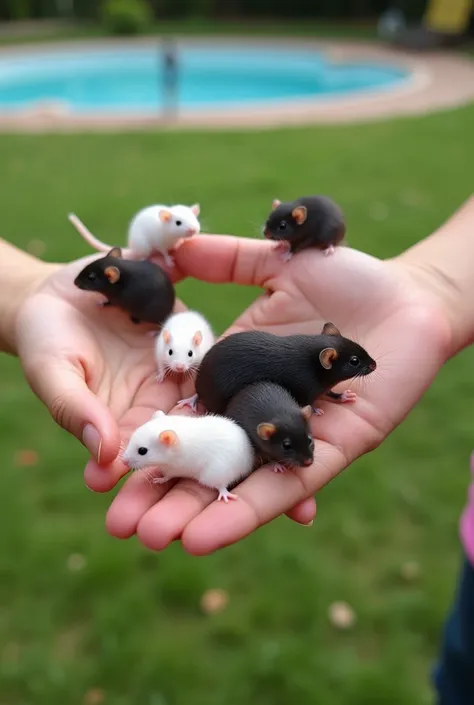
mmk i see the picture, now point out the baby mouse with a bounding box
[263,195,345,262]
[74,247,176,326]
[179,321,376,414]
[224,381,315,474]
[154,310,215,382]
[122,410,255,503]
[69,201,200,267]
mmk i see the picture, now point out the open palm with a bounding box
[103,235,451,555]
[15,254,193,482]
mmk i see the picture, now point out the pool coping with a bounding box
[0,35,473,131]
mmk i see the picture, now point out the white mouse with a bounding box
[68,202,201,267]
[122,410,255,502]
[154,310,215,383]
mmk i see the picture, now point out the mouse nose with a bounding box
[369,360,377,371]
[174,363,186,372]
[303,458,313,467]
[186,228,197,237]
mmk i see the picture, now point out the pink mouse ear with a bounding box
[162,329,171,345]
[272,199,281,210]
[159,209,172,223]
[158,430,179,447]
[191,203,200,216]
[193,330,203,346]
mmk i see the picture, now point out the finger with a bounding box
[174,234,281,288]
[84,380,180,492]
[284,496,317,526]
[181,445,343,556]
[108,404,211,546]
[105,470,178,539]
[23,357,120,465]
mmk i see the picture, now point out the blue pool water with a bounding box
[0,45,409,113]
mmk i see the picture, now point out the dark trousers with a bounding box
[433,556,474,704]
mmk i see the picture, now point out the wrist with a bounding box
[394,196,474,360]
[0,241,59,356]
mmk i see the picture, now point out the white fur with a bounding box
[68,203,200,266]
[128,204,200,265]
[155,310,215,381]
[122,411,255,500]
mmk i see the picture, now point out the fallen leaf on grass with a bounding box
[200,589,229,615]
[67,553,86,572]
[13,449,38,467]
[84,688,105,705]
[400,560,421,582]
[328,601,356,630]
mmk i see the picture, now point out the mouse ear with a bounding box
[190,203,200,216]
[107,246,122,259]
[193,330,203,346]
[152,410,166,419]
[291,206,307,225]
[257,422,277,441]
[319,347,338,370]
[272,199,281,210]
[321,322,341,337]
[159,209,172,223]
[158,429,179,447]
[104,265,120,284]
[162,329,171,345]
[301,405,313,421]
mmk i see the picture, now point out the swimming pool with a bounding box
[0,44,410,114]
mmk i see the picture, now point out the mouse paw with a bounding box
[341,390,357,403]
[163,253,175,268]
[324,244,335,256]
[272,463,287,474]
[312,406,325,416]
[152,476,169,485]
[217,488,239,503]
[176,393,198,412]
[97,299,110,308]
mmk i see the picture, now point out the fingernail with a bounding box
[303,520,314,527]
[82,424,102,464]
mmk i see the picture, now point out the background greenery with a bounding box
[0,0,428,23]
[1,21,474,705]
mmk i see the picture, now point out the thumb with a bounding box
[23,357,121,465]
[175,234,281,288]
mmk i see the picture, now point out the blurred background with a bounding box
[1,2,474,705]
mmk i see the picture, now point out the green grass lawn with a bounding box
[1,102,474,705]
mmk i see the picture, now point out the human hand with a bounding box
[106,234,452,555]
[13,252,318,530]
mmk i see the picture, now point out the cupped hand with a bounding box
[14,252,317,534]
[105,235,453,555]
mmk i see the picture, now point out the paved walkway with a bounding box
[0,36,473,132]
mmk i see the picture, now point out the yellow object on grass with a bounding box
[424,0,473,34]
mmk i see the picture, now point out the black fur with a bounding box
[74,248,176,326]
[264,195,345,254]
[224,382,314,468]
[195,327,376,414]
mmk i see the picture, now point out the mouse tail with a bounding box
[68,213,112,252]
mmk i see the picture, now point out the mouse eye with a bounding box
[282,439,292,450]
[168,349,173,356]
[87,272,97,281]
[307,434,313,443]
[188,350,193,358]
[175,220,182,226]
[137,447,148,456]
[278,221,287,231]
[349,355,360,367]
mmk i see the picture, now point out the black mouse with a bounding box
[263,195,345,260]
[192,322,376,415]
[224,381,315,473]
[74,247,176,326]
